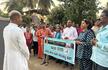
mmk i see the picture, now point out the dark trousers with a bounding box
[42,54,49,63]
[33,41,38,56]
[79,58,92,70]
[27,44,32,53]
[28,46,32,53]
[94,62,108,70]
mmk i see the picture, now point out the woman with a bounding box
[49,25,56,38]
[24,26,33,53]
[75,19,95,70]
[54,26,63,63]
[92,19,102,35]
[76,23,83,36]
[55,26,62,39]
[36,24,44,59]
[36,23,52,59]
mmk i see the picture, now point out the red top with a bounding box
[24,32,33,46]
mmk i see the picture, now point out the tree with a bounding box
[37,0,55,10]
[1,0,55,24]
[0,10,8,18]
[47,6,65,24]
[1,0,37,13]
[1,0,54,13]
[107,2,108,8]
[58,0,100,24]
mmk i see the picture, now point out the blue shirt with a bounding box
[55,32,61,39]
[91,25,108,68]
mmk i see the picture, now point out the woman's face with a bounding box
[80,21,88,29]
[56,27,60,32]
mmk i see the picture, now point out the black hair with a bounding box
[93,19,101,25]
[102,9,108,17]
[83,19,93,29]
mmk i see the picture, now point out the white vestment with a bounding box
[62,26,78,40]
[3,23,30,70]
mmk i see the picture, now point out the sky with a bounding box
[99,0,108,6]
[0,0,108,14]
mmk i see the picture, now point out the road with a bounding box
[29,53,78,70]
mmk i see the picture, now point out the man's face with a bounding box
[67,20,72,27]
[100,13,108,25]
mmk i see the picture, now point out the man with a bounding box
[3,10,30,70]
[31,25,38,56]
[91,9,108,70]
[62,20,78,48]
[62,20,78,40]
[62,20,78,68]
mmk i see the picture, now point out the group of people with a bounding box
[3,9,108,70]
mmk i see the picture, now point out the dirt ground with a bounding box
[29,54,79,70]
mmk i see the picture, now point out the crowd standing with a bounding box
[3,9,108,70]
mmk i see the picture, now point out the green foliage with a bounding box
[107,2,108,8]
[22,15,32,24]
[0,10,8,18]
[1,0,54,13]
[1,0,54,24]
[2,1,24,13]
[47,6,65,24]
[38,0,55,10]
[58,0,100,24]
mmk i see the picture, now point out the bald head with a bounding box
[9,10,22,20]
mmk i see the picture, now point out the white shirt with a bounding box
[21,27,26,32]
[3,23,30,70]
[62,26,78,40]
[31,29,37,41]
